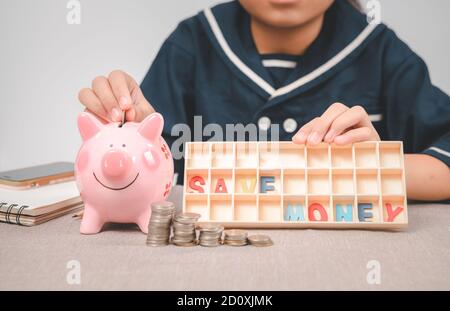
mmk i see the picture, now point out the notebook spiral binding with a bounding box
[1,202,29,226]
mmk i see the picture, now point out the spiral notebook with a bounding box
[0,181,83,226]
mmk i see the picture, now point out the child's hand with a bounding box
[78,70,154,123]
[292,103,380,145]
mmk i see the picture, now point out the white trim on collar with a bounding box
[204,8,275,95]
[204,7,378,99]
[427,147,450,158]
[368,114,383,122]
[262,59,297,68]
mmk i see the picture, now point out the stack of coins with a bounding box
[172,213,201,246]
[223,229,248,246]
[146,201,176,247]
[198,224,224,247]
[247,234,274,247]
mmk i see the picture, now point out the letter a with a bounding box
[214,178,228,193]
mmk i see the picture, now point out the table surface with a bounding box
[1,186,449,290]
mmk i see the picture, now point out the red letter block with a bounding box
[189,176,205,193]
[308,203,328,222]
[214,178,228,193]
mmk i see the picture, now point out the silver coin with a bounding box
[177,212,201,219]
[148,207,203,247]
[247,234,270,242]
[224,229,247,237]
[224,241,247,246]
[151,214,173,218]
[151,201,175,210]
[147,235,169,240]
[172,231,196,236]
[199,238,221,244]
[173,241,198,247]
[172,236,196,241]
[146,201,175,247]
[173,224,195,229]
[224,239,246,245]
[173,222,196,228]
[251,241,274,247]
[174,213,201,223]
[247,234,273,247]
[200,245,220,248]
[223,229,247,247]
[198,224,224,232]
[199,235,220,239]
[173,228,196,232]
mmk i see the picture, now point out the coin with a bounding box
[247,234,273,247]
[172,241,198,247]
[120,110,126,127]
[172,212,200,246]
[174,213,201,224]
[223,229,248,246]
[152,201,175,212]
[146,201,175,247]
[198,224,223,247]
[199,223,223,232]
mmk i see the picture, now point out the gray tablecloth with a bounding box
[1,186,449,290]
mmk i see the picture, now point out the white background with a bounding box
[1,0,449,171]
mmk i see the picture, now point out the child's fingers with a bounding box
[327,105,371,139]
[78,88,108,121]
[125,108,136,122]
[292,117,320,144]
[308,103,349,144]
[124,88,155,123]
[108,70,134,111]
[334,127,373,145]
[91,76,121,122]
[132,87,155,121]
[134,97,156,123]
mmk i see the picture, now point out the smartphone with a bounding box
[0,162,75,189]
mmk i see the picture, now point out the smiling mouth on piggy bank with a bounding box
[93,172,140,191]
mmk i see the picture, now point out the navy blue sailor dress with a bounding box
[140,0,450,184]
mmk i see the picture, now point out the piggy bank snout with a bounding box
[102,150,131,178]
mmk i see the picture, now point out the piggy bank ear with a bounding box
[138,113,164,143]
[77,112,102,141]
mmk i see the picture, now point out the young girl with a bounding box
[78,0,450,201]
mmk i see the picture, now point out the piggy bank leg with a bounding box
[136,210,151,234]
[80,205,104,234]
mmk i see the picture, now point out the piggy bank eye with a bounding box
[109,144,113,148]
[122,144,126,148]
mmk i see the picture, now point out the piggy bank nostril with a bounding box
[102,150,130,177]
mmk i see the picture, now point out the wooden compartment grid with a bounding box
[183,141,408,229]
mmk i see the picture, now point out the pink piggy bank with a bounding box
[75,112,173,234]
